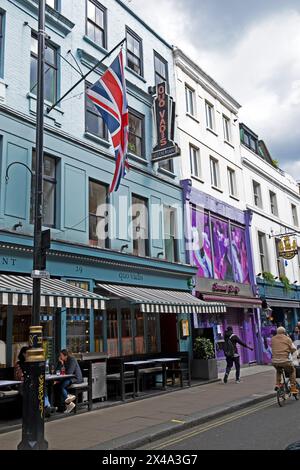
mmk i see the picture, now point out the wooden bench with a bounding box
[67,381,91,413]
[107,372,136,400]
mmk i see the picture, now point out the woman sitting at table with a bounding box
[14,346,53,417]
[54,349,83,414]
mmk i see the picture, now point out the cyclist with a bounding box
[271,326,298,394]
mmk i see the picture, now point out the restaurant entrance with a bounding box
[160,313,178,353]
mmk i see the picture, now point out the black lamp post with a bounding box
[18,0,48,450]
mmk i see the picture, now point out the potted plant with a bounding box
[191,337,218,380]
[262,272,276,285]
[279,275,291,291]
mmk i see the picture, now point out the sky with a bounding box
[127,0,300,178]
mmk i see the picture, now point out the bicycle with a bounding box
[276,368,300,407]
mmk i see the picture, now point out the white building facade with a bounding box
[241,123,300,363]
[174,48,261,370]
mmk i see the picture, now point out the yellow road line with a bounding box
[152,399,276,449]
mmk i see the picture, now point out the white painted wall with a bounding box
[174,48,244,211]
[242,143,300,283]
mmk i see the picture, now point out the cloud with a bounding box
[129,0,300,175]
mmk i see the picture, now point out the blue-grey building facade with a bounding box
[0,0,202,366]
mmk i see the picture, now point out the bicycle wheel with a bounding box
[277,386,286,407]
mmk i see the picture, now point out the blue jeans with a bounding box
[60,378,72,402]
[45,393,50,408]
[225,356,241,380]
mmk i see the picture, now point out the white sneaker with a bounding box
[235,379,241,383]
[64,402,75,414]
[65,394,76,404]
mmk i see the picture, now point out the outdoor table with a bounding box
[0,380,22,388]
[124,358,181,394]
[124,359,157,395]
[45,374,75,409]
[153,358,181,389]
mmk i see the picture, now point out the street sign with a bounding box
[31,270,50,279]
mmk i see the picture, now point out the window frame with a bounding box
[126,26,143,77]
[258,231,269,273]
[210,157,220,188]
[190,144,201,178]
[46,0,59,10]
[30,151,57,228]
[292,204,299,227]
[223,115,231,142]
[131,194,149,258]
[154,50,168,88]
[227,167,237,197]
[88,178,109,249]
[185,85,195,116]
[85,81,107,140]
[253,180,262,208]
[163,205,178,263]
[128,108,145,158]
[275,238,285,277]
[86,0,107,49]
[0,11,4,79]
[205,101,215,130]
[269,191,278,217]
[30,32,58,104]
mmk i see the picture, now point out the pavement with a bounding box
[0,365,274,450]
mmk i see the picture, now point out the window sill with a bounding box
[27,92,63,127]
[229,194,240,202]
[191,176,204,184]
[224,139,235,149]
[186,113,199,123]
[206,127,218,137]
[127,152,148,166]
[211,185,223,193]
[29,0,75,36]
[83,35,108,55]
[84,132,111,148]
[157,167,176,179]
[125,66,147,83]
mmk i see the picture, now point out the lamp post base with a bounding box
[17,357,48,450]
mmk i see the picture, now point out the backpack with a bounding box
[224,335,235,358]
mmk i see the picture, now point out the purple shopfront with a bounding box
[182,180,261,371]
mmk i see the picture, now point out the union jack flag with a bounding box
[86,50,129,193]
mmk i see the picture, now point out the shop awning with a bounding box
[202,294,262,309]
[266,299,299,309]
[0,275,106,310]
[97,284,226,314]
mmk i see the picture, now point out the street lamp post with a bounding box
[18,0,48,450]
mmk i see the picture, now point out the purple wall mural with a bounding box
[191,209,250,284]
[231,225,250,284]
[191,210,213,278]
[211,217,233,281]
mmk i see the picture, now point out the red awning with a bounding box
[202,294,262,309]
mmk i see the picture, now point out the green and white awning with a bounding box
[97,284,226,314]
[0,275,106,310]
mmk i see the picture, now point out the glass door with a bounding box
[145,313,159,354]
[121,308,133,355]
[107,308,119,356]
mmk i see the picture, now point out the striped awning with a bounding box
[0,275,106,310]
[97,284,226,314]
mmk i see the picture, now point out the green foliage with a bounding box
[271,159,279,168]
[262,272,276,284]
[193,337,215,360]
[279,275,291,291]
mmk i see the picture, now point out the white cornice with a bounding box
[242,156,300,201]
[174,49,241,113]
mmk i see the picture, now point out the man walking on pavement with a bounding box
[271,326,298,395]
[223,326,253,384]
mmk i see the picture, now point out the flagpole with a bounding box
[47,38,126,114]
